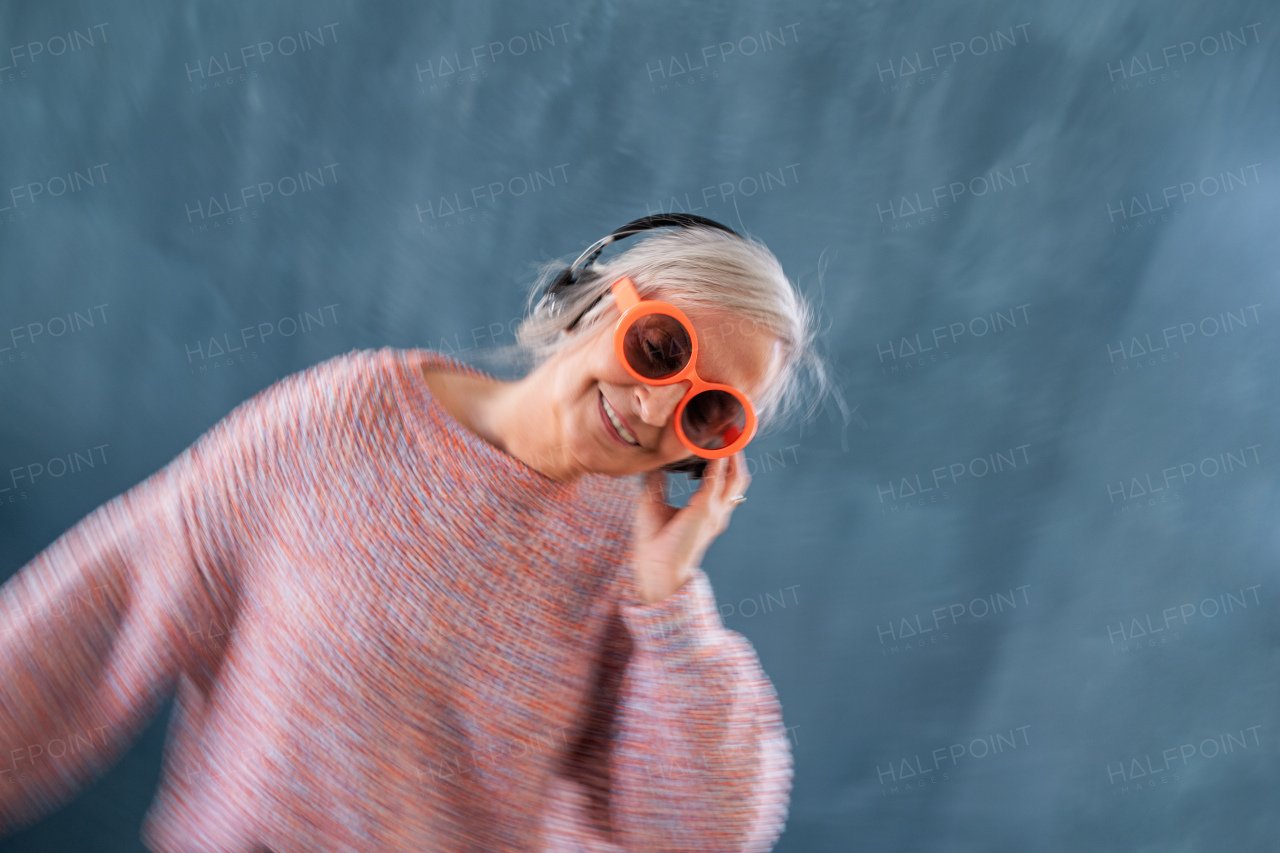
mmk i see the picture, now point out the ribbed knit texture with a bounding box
[0,346,793,852]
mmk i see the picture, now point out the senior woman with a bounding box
[0,216,835,852]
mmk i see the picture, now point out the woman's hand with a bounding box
[632,452,751,605]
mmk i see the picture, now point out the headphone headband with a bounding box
[543,213,741,330]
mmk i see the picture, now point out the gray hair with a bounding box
[471,225,846,437]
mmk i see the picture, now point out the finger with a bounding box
[732,449,750,494]
[688,457,722,512]
[718,453,748,507]
[710,456,734,504]
[711,455,732,502]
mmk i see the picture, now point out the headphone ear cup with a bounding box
[541,266,576,316]
[572,268,600,291]
[549,266,575,294]
[559,269,607,332]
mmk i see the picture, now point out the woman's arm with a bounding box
[0,451,222,834]
[543,567,793,853]
[0,359,334,835]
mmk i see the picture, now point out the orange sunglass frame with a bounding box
[610,276,758,459]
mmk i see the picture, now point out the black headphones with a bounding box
[540,213,742,332]
[541,213,743,480]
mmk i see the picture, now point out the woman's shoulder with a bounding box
[275,346,456,405]
[243,347,396,418]
[299,346,419,385]
[204,348,417,449]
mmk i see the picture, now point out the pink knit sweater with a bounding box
[0,347,792,851]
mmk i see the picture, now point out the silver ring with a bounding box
[729,494,747,504]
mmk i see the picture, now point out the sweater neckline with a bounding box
[391,347,585,501]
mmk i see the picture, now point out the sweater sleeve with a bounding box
[542,567,794,852]
[0,361,328,836]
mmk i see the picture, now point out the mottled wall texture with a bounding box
[2,1,1277,850]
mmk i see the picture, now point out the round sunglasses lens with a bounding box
[681,390,746,450]
[623,314,692,379]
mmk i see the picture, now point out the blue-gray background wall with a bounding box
[2,1,1277,850]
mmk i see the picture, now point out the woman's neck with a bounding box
[419,361,582,483]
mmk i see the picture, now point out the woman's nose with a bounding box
[634,382,689,427]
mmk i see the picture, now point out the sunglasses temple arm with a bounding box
[610,277,641,313]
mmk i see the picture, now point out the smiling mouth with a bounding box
[599,388,640,447]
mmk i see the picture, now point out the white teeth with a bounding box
[602,392,640,445]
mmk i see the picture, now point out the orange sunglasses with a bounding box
[610,276,757,459]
